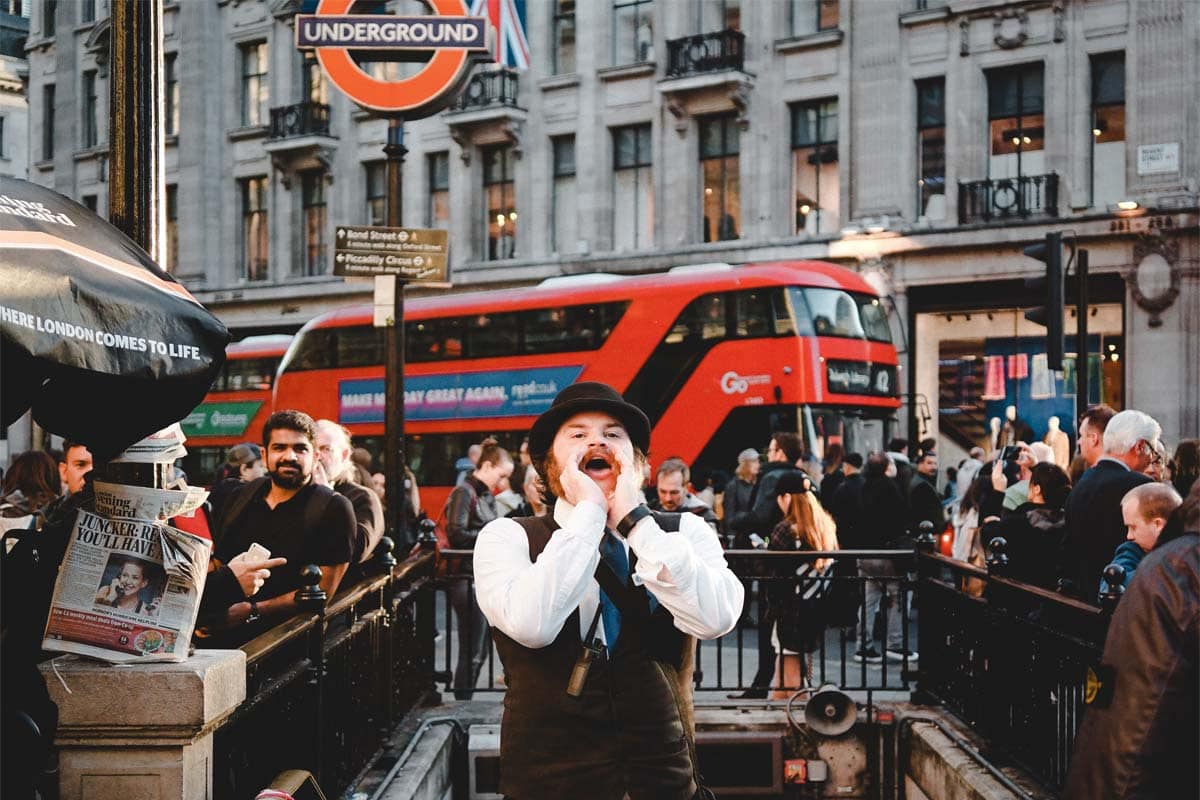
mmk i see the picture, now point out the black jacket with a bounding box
[445,475,500,549]
[728,461,804,538]
[722,477,755,538]
[1059,460,1151,600]
[819,468,845,510]
[980,501,1067,589]
[859,474,908,547]
[907,472,946,534]
[335,477,384,564]
[830,472,866,548]
[1062,532,1199,800]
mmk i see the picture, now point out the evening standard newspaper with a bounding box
[42,510,211,663]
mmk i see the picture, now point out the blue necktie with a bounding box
[598,531,658,652]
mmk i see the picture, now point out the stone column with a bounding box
[40,650,246,800]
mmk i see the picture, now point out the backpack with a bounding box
[215,477,336,558]
[412,484,478,577]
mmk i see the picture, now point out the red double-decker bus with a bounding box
[273,261,901,515]
[180,334,292,486]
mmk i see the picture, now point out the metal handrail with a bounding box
[665,28,745,78]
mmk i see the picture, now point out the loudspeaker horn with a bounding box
[804,685,857,737]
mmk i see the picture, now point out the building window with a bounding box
[699,115,740,242]
[365,162,386,226]
[240,41,269,127]
[164,53,179,137]
[790,0,838,36]
[482,144,516,261]
[986,62,1044,179]
[41,84,54,160]
[613,0,653,65]
[42,0,53,36]
[613,123,653,251]
[165,184,178,273]
[82,194,96,212]
[427,151,449,228]
[698,0,739,31]
[916,77,946,220]
[81,70,97,149]
[791,98,839,235]
[303,52,328,105]
[551,136,577,254]
[1090,52,1125,208]
[241,177,269,282]
[80,0,94,23]
[552,0,576,74]
[0,116,5,158]
[301,171,327,276]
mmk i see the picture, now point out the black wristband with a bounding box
[616,504,653,538]
[247,599,259,622]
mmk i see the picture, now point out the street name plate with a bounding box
[334,225,449,281]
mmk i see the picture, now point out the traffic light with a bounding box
[1023,232,1065,371]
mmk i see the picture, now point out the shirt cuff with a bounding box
[566,500,608,544]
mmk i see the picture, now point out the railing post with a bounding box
[297,564,328,785]
[1098,563,1126,614]
[417,518,439,694]
[376,536,398,731]
[985,536,1009,577]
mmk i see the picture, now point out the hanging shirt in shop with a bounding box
[983,355,1006,400]
[1007,353,1029,380]
[1030,353,1056,399]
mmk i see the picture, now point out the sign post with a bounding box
[298,0,489,550]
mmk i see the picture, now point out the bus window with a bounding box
[771,287,801,336]
[225,357,277,391]
[289,328,336,371]
[598,301,629,341]
[795,288,893,344]
[733,290,772,338]
[666,293,726,345]
[801,405,891,461]
[524,305,599,354]
[466,312,520,359]
[407,318,464,362]
[336,326,385,368]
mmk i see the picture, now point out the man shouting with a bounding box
[474,382,743,800]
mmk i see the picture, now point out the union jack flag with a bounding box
[469,0,530,70]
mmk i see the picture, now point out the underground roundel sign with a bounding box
[295,0,490,116]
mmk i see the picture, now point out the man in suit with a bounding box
[1058,409,1160,601]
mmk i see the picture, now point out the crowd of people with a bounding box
[2,401,1196,701]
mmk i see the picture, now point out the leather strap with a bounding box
[616,504,652,537]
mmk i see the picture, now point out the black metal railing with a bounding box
[957,172,1059,224]
[449,67,520,112]
[665,29,745,79]
[268,101,332,140]
[916,542,1113,791]
[433,546,920,698]
[211,538,438,799]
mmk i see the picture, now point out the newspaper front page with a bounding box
[42,509,211,663]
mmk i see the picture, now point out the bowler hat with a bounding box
[528,381,651,458]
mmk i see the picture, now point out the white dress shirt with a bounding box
[474,499,744,650]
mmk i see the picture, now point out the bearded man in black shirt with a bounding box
[202,410,356,634]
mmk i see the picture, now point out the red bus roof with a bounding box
[305,261,878,330]
[226,334,293,359]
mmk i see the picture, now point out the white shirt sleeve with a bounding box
[627,512,744,640]
[474,501,606,649]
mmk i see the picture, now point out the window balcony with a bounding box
[268,101,331,141]
[957,173,1059,225]
[448,67,521,113]
[665,29,745,79]
[263,101,337,177]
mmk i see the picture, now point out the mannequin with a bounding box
[1044,416,1070,470]
[987,417,1002,459]
[1002,404,1035,445]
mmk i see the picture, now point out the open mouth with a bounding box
[580,452,615,481]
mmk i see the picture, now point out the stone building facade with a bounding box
[20,0,1199,457]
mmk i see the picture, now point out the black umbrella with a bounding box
[0,177,229,460]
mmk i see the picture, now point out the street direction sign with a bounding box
[334,225,448,282]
